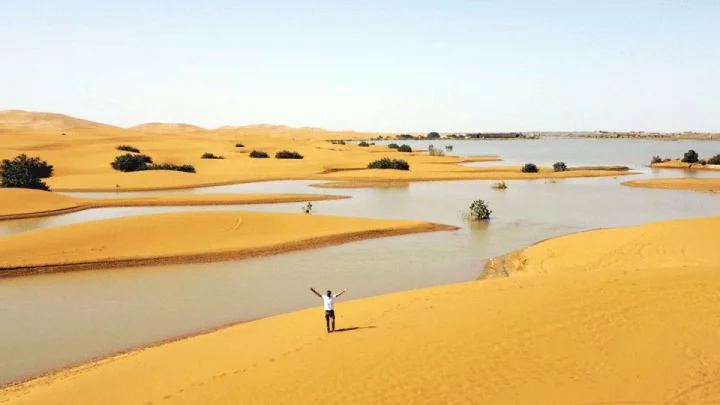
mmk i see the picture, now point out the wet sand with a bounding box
[0,188,348,220]
[623,178,720,193]
[3,216,719,404]
[0,211,456,277]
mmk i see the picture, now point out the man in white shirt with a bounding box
[310,287,347,333]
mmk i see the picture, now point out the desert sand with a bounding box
[623,178,720,193]
[0,188,348,220]
[0,211,456,276]
[2,216,719,404]
[0,111,633,192]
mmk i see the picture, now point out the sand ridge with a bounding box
[0,188,348,221]
[0,211,457,277]
[2,217,720,404]
[623,178,720,193]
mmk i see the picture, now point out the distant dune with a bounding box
[0,110,118,130]
[128,122,206,133]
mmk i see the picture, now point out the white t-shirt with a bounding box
[322,295,337,311]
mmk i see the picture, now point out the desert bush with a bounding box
[0,154,54,191]
[302,202,313,214]
[651,155,663,164]
[111,154,153,172]
[700,159,707,165]
[398,144,412,153]
[275,150,304,159]
[235,143,244,148]
[330,140,346,145]
[445,145,453,151]
[428,145,445,156]
[116,145,140,153]
[521,163,539,173]
[201,152,224,159]
[492,180,507,189]
[708,154,720,165]
[427,132,441,139]
[367,158,410,170]
[145,163,196,173]
[388,143,400,149]
[553,162,568,172]
[358,141,370,147]
[249,150,269,158]
[466,199,492,221]
[682,149,699,163]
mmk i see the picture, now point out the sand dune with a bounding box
[128,123,206,133]
[0,110,117,130]
[2,217,719,404]
[0,211,455,276]
[623,178,720,193]
[0,188,348,221]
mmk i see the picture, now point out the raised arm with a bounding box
[335,288,347,298]
[309,288,322,298]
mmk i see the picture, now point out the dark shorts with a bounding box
[325,310,335,319]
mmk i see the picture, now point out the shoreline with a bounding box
[622,178,720,193]
[0,217,457,278]
[0,192,349,221]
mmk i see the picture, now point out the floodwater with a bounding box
[1,139,719,384]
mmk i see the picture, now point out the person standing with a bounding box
[310,287,347,332]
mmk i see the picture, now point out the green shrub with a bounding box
[358,141,370,147]
[145,164,196,173]
[116,145,140,153]
[428,144,445,156]
[553,162,568,172]
[398,144,412,153]
[700,159,707,165]
[275,150,304,159]
[467,199,492,221]
[201,152,224,159]
[682,149,699,163]
[249,150,269,158]
[427,132,441,139]
[302,202,313,214]
[367,158,410,170]
[235,143,244,148]
[708,154,720,165]
[111,154,153,172]
[651,155,663,164]
[521,163,539,173]
[388,143,400,149]
[0,154,54,191]
[445,145,453,151]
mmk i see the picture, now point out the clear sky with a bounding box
[1,1,718,132]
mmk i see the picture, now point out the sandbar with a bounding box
[3,216,720,403]
[0,188,348,221]
[651,159,720,171]
[622,178,720,193]
[0,211,456,277]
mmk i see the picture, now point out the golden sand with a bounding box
[0,188,348,221]
[623,178,720,193]
[0,211,456,276]
[0,112,632,192]
[2,217,719,404]
[651,159,720,171]
[308,181,410,189]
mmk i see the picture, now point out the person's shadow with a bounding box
[333,326,377,333]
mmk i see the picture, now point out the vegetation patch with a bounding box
[235,143,244,148]
[388,143,400,149]
[682,149,699,163]
[521,163,539,173]
[144,164,196,173]
[553,162,568,172]
[398,144,412,153]
[428,145,445,156]
[708,154,720,165]
[249,150,269,158]
[201,152,224,159]
[111,154,153,172]
[116,145,140,153]
[651,155,663,164]
[358,141,370,147]
[0,154,54,191]
[275,150,304,159]
[445,145,453,151]
[465,199,492,221]
[367,158,410,171]
[492,180,507,189]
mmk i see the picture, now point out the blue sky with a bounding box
[1,1,718,132]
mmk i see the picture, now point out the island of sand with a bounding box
[623,178,720,193]
[2,216,719,404]
[0,210,456,277]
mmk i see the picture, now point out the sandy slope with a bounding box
[0,188,348,220]
[0,211,455,276]
[623,178,720,193]
[0,110,118,130]
[2,217,719,404]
